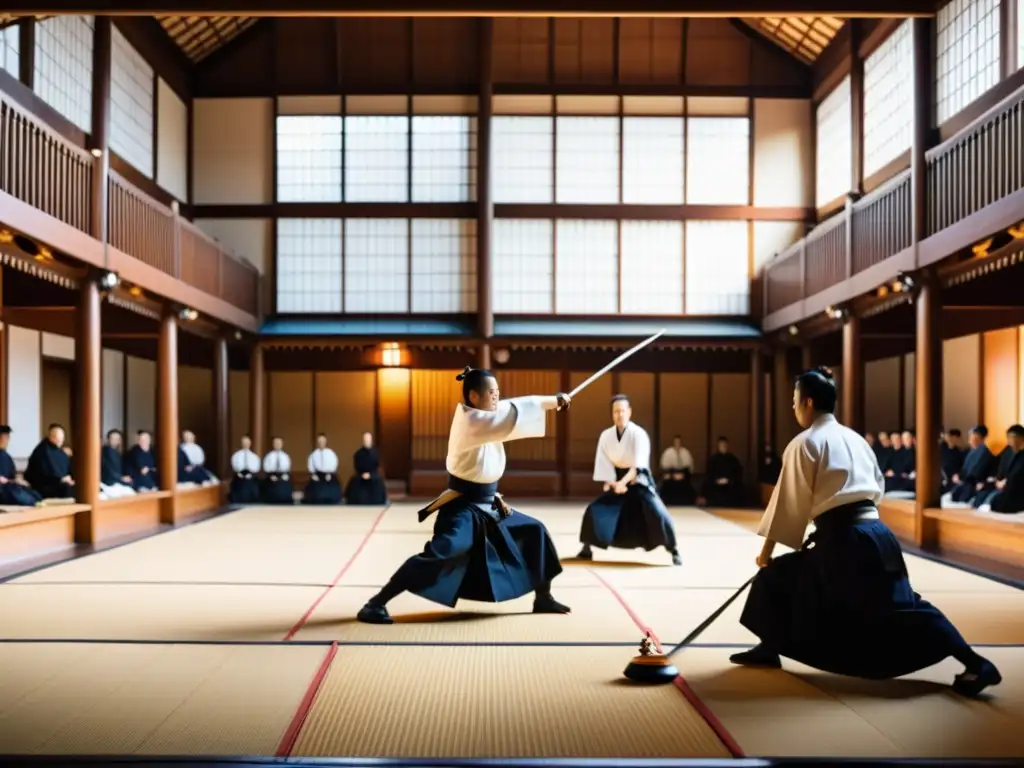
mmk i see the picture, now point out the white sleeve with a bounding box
[632,428,651,471]
[451,397,547,452]
[231,451,243,473]
[307,453,316,473]
[659,448,673,470]
[593,431,617,484]
[262,452,274,472]
[247,452,261,473]
[680,448,694,470]
[196,445,206,466]
[323,449,339,472]
[280,452,292,472]
[756,436,817,550]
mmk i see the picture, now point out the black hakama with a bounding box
[0,449,41,506]
[344,447,389,505]
[940,444,966,491]
[658,470,697,505]
[973,449,1024,513]
[25,440,74,499]
[739,501,974,680]
[581,468,678,552]
[303,473,343,505]
[262,475,295,504]
[229,473,261,504]
[178,448,211,484]
[883,447,916,493]
[949,444,996,503]
[375,476,562,608]
[701,452,745,506]
[124,446,158,490]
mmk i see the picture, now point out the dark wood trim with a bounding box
[935,67,1024,144]
[859,18,904,61]
[17,18,35,90]
[863,150,910,194]
[110,16,192,102]
[186,94,194,204]
[90,17,112,242]
[476,18,493,341]
[848,21,865,196]
[151,70,159,186]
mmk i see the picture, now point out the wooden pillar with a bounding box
[914,273,942,547]
[157,310,178,524]
[800,343,813,371]
[477,343,491,370]
[476,19,494,347]
[249,344,265,455]
[772,347,790,455]
[17,18,35,89]
[73,277,102,543]
[849,21,865,197]
[911,18,933,245]
[750,348,765,487]
[89,16,112,242]
[213,336,230,481]
[557,369,570,497]
[841,315,863,433]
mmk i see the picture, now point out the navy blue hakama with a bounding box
[740,501,971,679]
[345,474,388,506]
[581,468,678,552]
[228,473,261,504]
[658,472,696,506]
[303,473,343,505]
[380,475,563,608]
[262,475,295,504]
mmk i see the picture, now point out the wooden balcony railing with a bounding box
[0,93,260,319]
[761,81,1023,320]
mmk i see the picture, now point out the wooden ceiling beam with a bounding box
[13,2,938,17]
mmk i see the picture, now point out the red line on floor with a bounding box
[275,640,338,756]
[282,504,391,641]
[588,568,746,758]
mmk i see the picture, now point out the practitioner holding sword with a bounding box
[357,331,664,625]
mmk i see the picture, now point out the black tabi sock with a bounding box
[952,646,986,673]
[370,580,405,607]
[535,581,553,600]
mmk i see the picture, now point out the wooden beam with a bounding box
[841,314,863,432]
[848,20,864,197]
[16,1,940,15]
[913,270,941,548]
[90,17,112,243]
[213,335,229,481]
[249,344,265,455]
[157,311,179,524]
[72,276,101,543]
[17,18,34,90]
[477,18,494,349]
[910,17,931,247]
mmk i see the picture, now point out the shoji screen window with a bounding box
[343,219,410,313]
[492,219,554,313]
[34,15,94,132]
[622,117,684,204]
[1,25,18,80]
[411,116,477,203]
[684,220,750,315]
[554,220,619,314]
[815,76,852,207]
[492,116,555,203]
[935,0,1000,124]
[276,219,343,313]
[344,116,410,203]
[276,116,343,202]
[863,21,912,177]
[685,117,749,205]
[555,116,620,203]
[110,26,155,178]
[620,221,683,315]
[411,219,477,313]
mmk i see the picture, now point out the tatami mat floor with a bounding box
[0,501,1021,758]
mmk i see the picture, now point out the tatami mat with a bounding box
[0,584,322,641]
[680,645,1024,758]
[293,584,645,644]
[292,644,731,758]
[0,642,326,754]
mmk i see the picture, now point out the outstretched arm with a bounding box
[453,394,570,452]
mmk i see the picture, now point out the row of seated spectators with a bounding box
[864,425,1024,515]
[225,431,388,506]
[657,435,747,507]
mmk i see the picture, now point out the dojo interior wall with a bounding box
[858,326,1024,455]
[245,368,754,494]
[3,325,215,462]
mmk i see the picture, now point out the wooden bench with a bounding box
[94,491,171,541]
[172,484,225,523]
[922,506,1024,569]
[878,498,916,541]
[0,503,90,567]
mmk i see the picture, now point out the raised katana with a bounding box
[568,328,667,399]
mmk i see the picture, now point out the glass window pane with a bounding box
[492,117,554,203]
[411,219,477,313]
[622,117,684,204]
[344,218,409,313]
[411,116,477,203]
[344,116,409,203]
[863,21,912,176]
[275,218,343,314]
[815,76,852,206]
[555,116,620,204]
[276,116,343,203]
[555,220,618,314]
[684,220,750,315]
[686,117,749,205]
[493,219,553,313]
[620,221,683,315]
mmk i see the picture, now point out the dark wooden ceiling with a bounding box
[1,14,846,65]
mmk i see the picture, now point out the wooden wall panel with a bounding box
[411,369,461,463]
[500,370,558,464]
[378,368,412,484]
[618,19,683,85]
[619,372,656,449]
[710,372,751,477]
[229,370,250,449]
[684,19,750,87]
[192,98,273,205]
[102,349,126,439]
[179,365,214,450]
[413,19,478,86]
[942,334,981,435]
[659,373,709,473]
[41,360,73,445]
[983,328,1020,453]
[274,19,337,91]
[902,354,915,430]
[341,19,411,88]
[125,356,156,441]
[7,326,41,460]
[493,18,551,83]
[569,371,613,471]
[268,372,314,461]
[315,372,376,485]
[864,357,901,435]
[553,18,615,84]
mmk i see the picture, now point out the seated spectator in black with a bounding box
[974,425,1024,514]
[25,424,75,499]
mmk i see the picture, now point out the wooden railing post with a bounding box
[911,17,934,248]
[89,17,111,243]
[171,201,182,279]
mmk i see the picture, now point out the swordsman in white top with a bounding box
[578,395,680,565]
[303,435,342,505]
[658,435,696,505]
[262,436,294,505]
[228,435,261,504]
[732,366,1001,698]
[357,366,572,625]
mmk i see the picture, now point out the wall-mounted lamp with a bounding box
[234,331,242,341]
[381,342,402,367]
[787,325,799,337]
[178,307,199,322]
[890,273,915,293]
[825,305,847,321]
[98,270,120,291]
[90,148,103,158]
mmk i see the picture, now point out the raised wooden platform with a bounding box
[923,506,1024,569]
[95,492,171,541]
[878,498,916,541]
[0,504,90,567]
[172,484,225,524]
